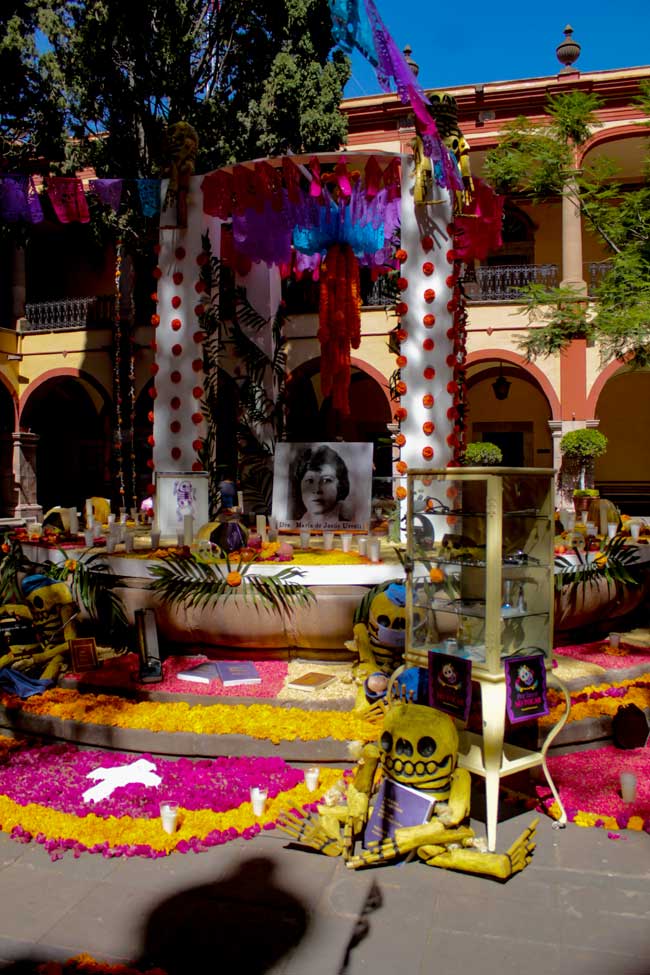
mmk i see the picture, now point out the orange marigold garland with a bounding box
[318,243,361,414]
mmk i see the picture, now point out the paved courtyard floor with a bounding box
[0,807,648,974]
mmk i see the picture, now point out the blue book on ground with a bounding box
[215,660,261,687]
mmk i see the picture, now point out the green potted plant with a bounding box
[559,428,608,516]
[462,441,503,466]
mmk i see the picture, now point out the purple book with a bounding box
[363,778,435,848]
[214,660,261,687]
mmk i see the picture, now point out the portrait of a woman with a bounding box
[291,444,354,526]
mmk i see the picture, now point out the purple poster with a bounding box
[504,654,549,724]
[428,652,473,722]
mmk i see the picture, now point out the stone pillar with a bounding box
[560,168,587,293]
[12,431,42,522]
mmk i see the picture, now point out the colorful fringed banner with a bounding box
[0,174,43,223]
[318,242,361,413]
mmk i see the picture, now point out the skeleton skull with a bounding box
[21,574,75,646]
[379,702,458,799]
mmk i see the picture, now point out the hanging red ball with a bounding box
[146,483,155,495]
[195,280,208,294]
[396,355,407,368]
[150,363,159,375]
[194,304,205,317]
[394,433,406,447]
[192,461,203,472]
[147,435,155,447]
[148,386,157,399]
[394,406,408,421]
[146,459,155,469]
[196,252,208,266]
[147,411,154,424]
[395,249,408,263]
[150,313,160,326]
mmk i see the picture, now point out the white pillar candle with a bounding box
[250,786,268,816]
[367,537,381,562]
[300,530,311,549]
[620,772,637,803]
[255,515,268,541]
[159,801,179,834]
[124,532,134,553]
[83,529,94,548]
[323,531,334,551]
[358,535,368,556]
[304,767,320,792]
[85,499,94,527]
[68,509,79,534]
[340,533,352,553]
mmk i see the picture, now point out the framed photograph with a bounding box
[272,442,373,530]
[154,472,209,538]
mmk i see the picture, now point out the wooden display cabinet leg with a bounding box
[480,679,507,852]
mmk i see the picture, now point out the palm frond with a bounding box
[148,552,313,617]
[554,534,641,593]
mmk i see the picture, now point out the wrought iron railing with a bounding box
[463,264,559,302]
[585,262,613,294]
[22,295,115,331]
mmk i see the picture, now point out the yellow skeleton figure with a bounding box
[279,701,537,880]
[0,574,77,681]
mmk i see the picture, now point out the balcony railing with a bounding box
[23,295,115,331]
[463,262,614,303]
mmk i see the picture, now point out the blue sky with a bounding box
[343,2,650,97]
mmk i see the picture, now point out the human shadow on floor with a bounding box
[138,855,309,974]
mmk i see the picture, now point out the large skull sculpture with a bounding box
[379,702,458,799]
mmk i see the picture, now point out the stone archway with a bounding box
[593,368,650,515]
[285,360,393,480]
[20,376,111,513]
[465,358,554,467]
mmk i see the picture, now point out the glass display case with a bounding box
[405,467,555,677]
[404,467,568,851]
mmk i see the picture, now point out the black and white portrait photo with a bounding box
[272,442,373,530]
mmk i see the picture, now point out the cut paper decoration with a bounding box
[202,169,233,220]
[82,757,161,804]
[47,176,90,223]
[88,178,123,212]
[0,175,43,223]
[136,179,161,217]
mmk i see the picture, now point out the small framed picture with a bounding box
[70,637,99,672]
[154,472,209,538]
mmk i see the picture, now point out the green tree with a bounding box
[483,88,650,366]
[42,0,350,177]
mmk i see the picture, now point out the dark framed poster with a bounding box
[271,442,373,530]
[504,654,549,724]
[428,652,473,722]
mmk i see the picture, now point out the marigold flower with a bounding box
[395,380,407,395]
[395,460,408,474]
[226,571,242,587]
[397,276,408,291]
[395,486,407,500]
[395,249,408,263]
[424,289,435,303]
[421,235,434,251]
[423,394,434,408]
[422,262,434,276]
[394,433,406,447]
[394,406,408,422]
[423,338,434,351]
[395,301,408,316]
[423,367,435,380]
[429,566,444,583]
[171,295,182,309]
[423,421,435,435]
[422,446,434,460]
[396,355,407,368]
[423,313,435,327]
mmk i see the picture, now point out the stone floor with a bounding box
[0,807,648,974]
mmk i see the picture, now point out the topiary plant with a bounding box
[560,428,608,492]
[462,441,503,466]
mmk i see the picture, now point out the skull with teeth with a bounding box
[379,702,458,799]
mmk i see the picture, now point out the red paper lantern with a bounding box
[150,314,160,326]
[146,459,155,469]
[395,460,408,474]
[147,411,154,423]
[193,331,205,343]
[195,279,208,293]
[395,301,408,316]
[148,386,157,399]
[147,435,155,446]
[192,439,203,451]
[194,303,205,316]
[396,380,407,395]
[396,328,408,343]
[394,406,408,421]
[395,249,408,263]
[447,406,459,420]
[447,380,459,394]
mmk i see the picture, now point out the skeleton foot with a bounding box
[277,811,344,857]
[420,819,539,879]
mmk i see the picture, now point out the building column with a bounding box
[12,431,42,522]
[560,168,587,293]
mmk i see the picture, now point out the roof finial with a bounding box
[556,24,581,74]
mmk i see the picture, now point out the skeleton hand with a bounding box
[277,811,344,857]
[505,818,538,875]
[347,823,475,869]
